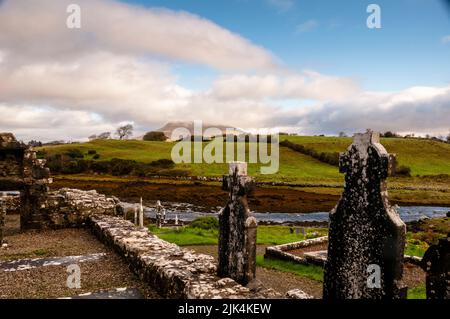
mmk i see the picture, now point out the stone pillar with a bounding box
[323,130,407,299]
[420,233,449,299]
[218,162,257,286]
[0,199,6,245]
[139,197,144,228]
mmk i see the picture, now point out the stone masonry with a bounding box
[323,130,407,299]
[89,214,280,299]
[218,162,257,286]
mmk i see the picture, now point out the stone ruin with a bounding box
[0,133,121,230]
[420,232,450,299]
[218,162,258,286]
[323,130,407,299]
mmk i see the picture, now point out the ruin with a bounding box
[420,232,450,299]
[0,133,122,230]
[218,162,257,286]
[323,130,407,299]
[0,133,50,229]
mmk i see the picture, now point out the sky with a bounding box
[0,0,449,141]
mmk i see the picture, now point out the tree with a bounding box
[143,131,167,141]
[116,124,133,140]
[383,131,397,138]
[338,132,347,137]
[97,132,111,140]
[88,134,97,141]
[447,133,450,143]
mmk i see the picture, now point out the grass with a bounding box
[150,223,435,259]
[149,224,328,246]
[38,137,450,194]
[256,256,324,282]
[284,135,450,176]
[149,225,218,246]
[407,284,426,299]
[37,139,343,184]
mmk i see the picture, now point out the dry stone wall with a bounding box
[36,188,122,228]
[89,214,280,299]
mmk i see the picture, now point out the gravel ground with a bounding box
[0,215,160,299]
[184,245,323,298]
[1,215,108,261]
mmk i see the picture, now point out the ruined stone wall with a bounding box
[29,188,122,229]
[89,214,280,299]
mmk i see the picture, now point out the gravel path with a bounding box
[0,215,160,299]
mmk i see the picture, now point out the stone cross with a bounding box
[323,130,407,299]
[218,162,257,286]
[420,233,449,299]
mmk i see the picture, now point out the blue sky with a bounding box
[122,0,450,91]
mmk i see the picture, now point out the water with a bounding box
[121,201,449,224]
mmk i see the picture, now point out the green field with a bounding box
[149,224,328,246]
[38,139,342,183]
[38,136,450,185]
[284,136,450,176]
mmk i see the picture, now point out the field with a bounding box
[38,136,450,182]
[284,136,450,176]
[38,137,450,207]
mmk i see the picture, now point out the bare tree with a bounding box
[116,124,133,140]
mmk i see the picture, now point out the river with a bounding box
[121,201,449,224]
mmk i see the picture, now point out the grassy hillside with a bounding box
[284,136,450,176]
[38,139,341,183]
[38,136,450,183]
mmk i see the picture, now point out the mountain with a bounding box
[155,121,245,140]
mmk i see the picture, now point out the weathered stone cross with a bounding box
[324,130,407,299]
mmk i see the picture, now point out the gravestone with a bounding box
[420,233,449,299]
[323,130,407,299]
[218,162,257,286]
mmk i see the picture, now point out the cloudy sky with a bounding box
[0,0,449,141]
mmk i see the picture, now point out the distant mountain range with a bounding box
[154,121,245,140]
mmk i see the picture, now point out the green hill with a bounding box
[284,136,450,176]
[37,136,450,184]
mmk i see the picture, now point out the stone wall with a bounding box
[265,236,329,266]
[30,188,122,229]
[89,214,280,299]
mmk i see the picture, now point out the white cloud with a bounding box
[295,85,450,135]
[296,20,319,33]
[442,35,450,44]
[0,0,449,142]
[0,0,277,71]
[211,71,360,101]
